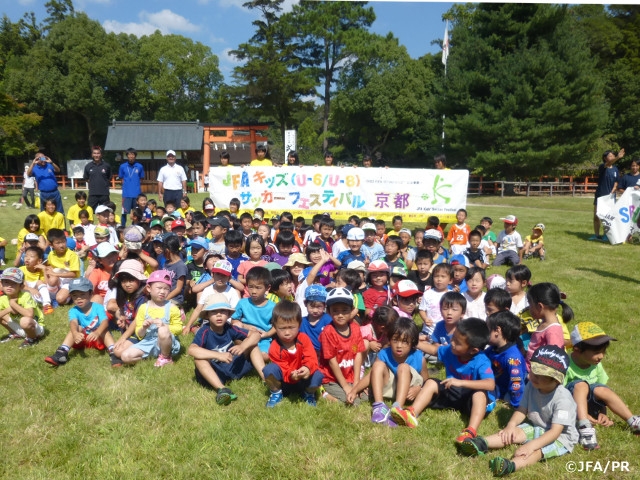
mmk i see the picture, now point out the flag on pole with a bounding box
[442,21,449,66]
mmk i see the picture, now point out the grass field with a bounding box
[0,190,639,480]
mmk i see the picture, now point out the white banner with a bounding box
[209,166,469,222]
[598,188,640,244]
[284,130,296,158]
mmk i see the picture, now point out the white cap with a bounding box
[95,205,113,214]
[166,150,176,157]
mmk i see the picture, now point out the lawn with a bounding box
[0,190,638,480]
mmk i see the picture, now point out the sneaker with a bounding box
[371,402,391,424]
[216,387,237,406]
[154,354,173,367]
[44,348,69,366]
[110,353,123,368]
[19,337,38,349]
[0,260,5,266]
[578,425,600,450]
[588,235,600,241]
[489,457,516,477]
[0,333,21,343]
[51,299,59,308]
[457,436,488,457]
[266,390,283,408]
[302,391,317,407]
[629,416,640,434]
[539,255,545,261]
[43,304,54,315]
[455,427,477,443]
[390,406,418,428]
[385,416,398,428]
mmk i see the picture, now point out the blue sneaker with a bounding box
[266,390,283,408]
[302,391,317,407]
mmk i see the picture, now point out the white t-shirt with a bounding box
[463,291,486,320]
[199,285,240,309]
[23,172,36,189]
[496,230,523,253]
[157,163,187,190]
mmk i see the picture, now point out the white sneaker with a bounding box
[578,425,600,450]
[629,416,640,434]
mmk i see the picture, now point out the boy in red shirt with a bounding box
[447,208,471,255]
[262,301,323,407]
[319,287,367,404]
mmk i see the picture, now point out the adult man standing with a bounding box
[118,147,144,227]
[83,146,112,211]
[157,149,187,207]
[27,151,63,214]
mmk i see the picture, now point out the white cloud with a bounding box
[221,48,243,65]
[18,0,35,5]
[209,35,225,44]
[102,9,200,37]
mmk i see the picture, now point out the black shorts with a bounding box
[427,379,488,417]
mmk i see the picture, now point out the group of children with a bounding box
[0,196,637,477]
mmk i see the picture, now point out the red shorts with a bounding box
[72,332,106,351]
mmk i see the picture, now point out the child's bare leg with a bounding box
[394,363,412,406]
[91,294,103,304]
[157,325,172,356]
[572,381,591,421]
[468,391,488,432]
[120,346,144,364]
[103,331,115,348]
[593,386,634,422]
[484,427,527,449]
[113,340,133,357]
[250,347,266,380]
[19,317,38,339]
[56,288,70,305]
[370,361,389,403]
[511,449,543,471]
[411,378,439,416]
[0,314,13,333]
[194,359,224,389]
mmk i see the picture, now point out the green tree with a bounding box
[285,1,375,152]
[229,0,316,139]
[332,33,436,165]
[442,4,608,178]
[0,92,41,159]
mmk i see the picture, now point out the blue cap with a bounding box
[189,236,208,250]
[342,224,354,235]
[69,277,94,293]
[450,254,470,268]
[66,237,77,250]
[305,284,327,303]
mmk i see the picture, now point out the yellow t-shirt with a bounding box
[47,249,80,277]
[177,207,195,218]
[134,302,183,338]
[17,228,44,251]
[249,159,273,167]
[0,291,42,321]
[20,266,45,283]
[38,211,65,234]
[67,204,94,227]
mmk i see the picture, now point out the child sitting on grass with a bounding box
[463,267,486,320]
[521,223,545,261]
[318,287,366,404]
[369,317,428,427]
[299,284,332,361]
[18,246,54,315]
[565,322,640,450]
[120,270,183,367]
[392,318,496,442]
[45,228,81,307]
[0,268,45,348]
[262,300,323,407]
[485,311,527,409]
[44,277,120,367]
[458,345,577,478]
[188,293,261,405]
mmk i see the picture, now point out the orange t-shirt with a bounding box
[447,224,471,246]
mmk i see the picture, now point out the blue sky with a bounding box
[5,0,454,80]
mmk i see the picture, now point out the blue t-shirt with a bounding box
[118,162,144,198]
[453,278,468,293]
[192,323,249,355]
[300,313,332,351]
[337,250,366,268]
[31,163,58,192]
[485,343,526,408]
[431,320,454,345]
[231,298,276,352]
[619,173,640,190]
[361,243,385,262]
[226,253,249,280]
[164,259,188,305]
[596,163,619,197]
[437,345,496,403]
[69,302,107,333]
[377,347,423,375]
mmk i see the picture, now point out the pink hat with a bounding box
[147,269,172,286]
[115,259,147,281]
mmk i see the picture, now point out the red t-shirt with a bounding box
[363,287,389,311]
[319,322,365,384]
[268,333,318,383]
[88,268,111,298]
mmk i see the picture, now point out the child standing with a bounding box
[493,215,523,266]
[319,287,367,404]
[370,317,428,426]
[447,208,471,255]
[44,277,120,366]
[0,268,45,348]
[458,346,577,478]
[120,270,183,367]
[262,301,324,407]
[505,265,531,315]
[565,322,640,450]
[392,318,496,440]
[188,293,261,405]
[485,311,527,409]
[525,283,573,370]
[66,191,93,229]
[463,267,486,320]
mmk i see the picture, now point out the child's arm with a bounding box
[69,319,84,344]
[513,423,564,461]
[228,330,261,356]
[136,250,158,269]
[228,278,244,293]
[499,409,528,445]
[7,298,33,318]
[306,253,327,285]
[87,316,110,342]
[326,356,352,393]
[347,369,371,405]
[440,376,495,393]
[191,278,215,294]
[166,276,185,301]
[416,340,438,355]
[114,319,137,349]
[188,343,238,363]
[183,303,204,335]
[237,273,247,286]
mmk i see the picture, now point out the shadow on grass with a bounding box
[565,230,603,242]
[575,267,638,284]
